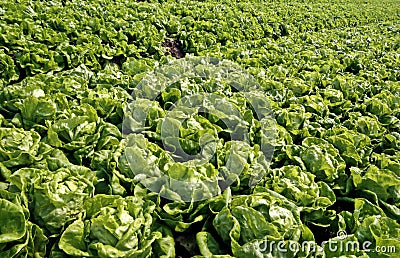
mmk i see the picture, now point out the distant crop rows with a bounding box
[0,0,399,257]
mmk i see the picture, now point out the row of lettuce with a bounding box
[1,0,400,257]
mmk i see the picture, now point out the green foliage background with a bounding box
[0,0,399,257]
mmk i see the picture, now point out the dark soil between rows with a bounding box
[162,38,185,59]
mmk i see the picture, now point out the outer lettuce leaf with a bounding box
[255,165,335,208]
[0,49,19,85]
[9,166,95,234]
[58,195,175,258]
[0,190,48,257]
[0,128,42,169]
[301,137,346,184]
[210,192,313,257]
[324,127,372,167]
[351,166,400,203]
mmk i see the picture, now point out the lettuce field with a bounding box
[0,0,400,257]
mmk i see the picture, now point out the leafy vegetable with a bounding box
[0,0,399,257]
